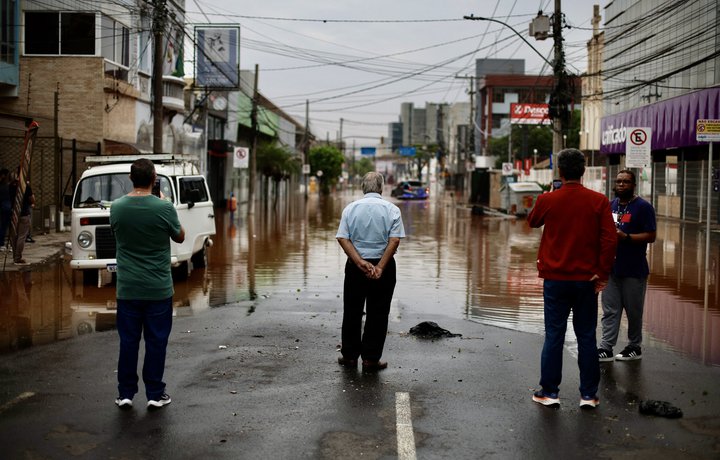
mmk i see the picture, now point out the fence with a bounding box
[0,136,100,233]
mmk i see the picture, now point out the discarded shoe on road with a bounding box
[639,400,683,418]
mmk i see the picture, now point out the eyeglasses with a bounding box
[615,179,633,184]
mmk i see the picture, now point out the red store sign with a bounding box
[510,103,551,125]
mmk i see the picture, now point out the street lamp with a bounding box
[463,15,553,67]
[533,148,538,166]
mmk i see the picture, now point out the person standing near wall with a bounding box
[598,169,657,362]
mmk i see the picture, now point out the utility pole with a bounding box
[551,0,566,178]
[152,0,167,154]
[304,99,309,199]
[248,64,259,215]
[339,117,344,156]
[454,74,476,161]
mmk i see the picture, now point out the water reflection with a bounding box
[0,188,717,367]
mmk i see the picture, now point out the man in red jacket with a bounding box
[527,148,617,409]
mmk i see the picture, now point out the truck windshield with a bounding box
[74,174,174,207]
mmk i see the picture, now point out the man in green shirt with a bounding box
[110,158,185,410]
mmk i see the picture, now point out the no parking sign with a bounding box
[625,127,651,168]
[233,147,249,169]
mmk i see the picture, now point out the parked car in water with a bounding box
[390,180,429,200]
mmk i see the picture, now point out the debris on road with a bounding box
[639,400,683,418]
[409,321,462,339]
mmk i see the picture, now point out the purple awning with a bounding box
[600,87,720,154]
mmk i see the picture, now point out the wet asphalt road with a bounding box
[1,286,720,459]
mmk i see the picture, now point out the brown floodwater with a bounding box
[1,186,718,366]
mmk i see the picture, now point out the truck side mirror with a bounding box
[64,195,73,207]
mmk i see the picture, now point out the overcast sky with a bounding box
[184,0,602,147]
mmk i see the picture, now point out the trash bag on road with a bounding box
[639,400,683,418]
[409,321,462,338]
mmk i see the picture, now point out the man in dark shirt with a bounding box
[599,169,657,362]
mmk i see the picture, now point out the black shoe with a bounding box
[337,356,358,367]
[361,360,387,371]
[598,348,614,362]
[147,394,171,409]
[616,345,642,361]
[25,236,35,243]
[115,397,133,409]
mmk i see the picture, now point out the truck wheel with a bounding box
[82,269,99,286]
[172,261,189,281]
[191,245,207,269]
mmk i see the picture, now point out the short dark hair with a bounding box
[130,158,156,187]
[557,148,585,180]
[617,169,636,184]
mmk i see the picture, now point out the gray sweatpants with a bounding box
[600,274,648,351]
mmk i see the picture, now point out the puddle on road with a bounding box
[0,187,718,366]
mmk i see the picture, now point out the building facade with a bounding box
[474,58,581,158]
[600,0,720,223]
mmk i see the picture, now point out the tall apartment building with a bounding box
[600,0,720,222]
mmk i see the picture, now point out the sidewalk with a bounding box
[0,230,70,271]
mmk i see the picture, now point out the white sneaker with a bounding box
[115,397,133,409]
[147,394,171,409]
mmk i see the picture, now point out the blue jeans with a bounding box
[116,298,173,401]
[540,280,600,397]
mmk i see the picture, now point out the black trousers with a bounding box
[341,257,397,362]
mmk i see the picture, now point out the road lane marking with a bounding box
[0,391,35,415]
[396,391,417,460]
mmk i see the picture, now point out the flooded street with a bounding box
[1,186,719,366]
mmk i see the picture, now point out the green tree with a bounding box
[350,157,375,179]
[309,145,344,195]
[257,142,301,205]
[412,144,437,182]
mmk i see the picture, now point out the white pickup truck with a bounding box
[67,154,216,284]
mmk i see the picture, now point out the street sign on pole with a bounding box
[233,147,249,169]
[501,162,513,176]
[695,119,718,345]
[625,127,651,168]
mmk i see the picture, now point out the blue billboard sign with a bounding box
[399,146,416,156]
[361,147,376,156]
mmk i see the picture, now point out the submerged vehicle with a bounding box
[390,180,430,200]
[67,154,215,284]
